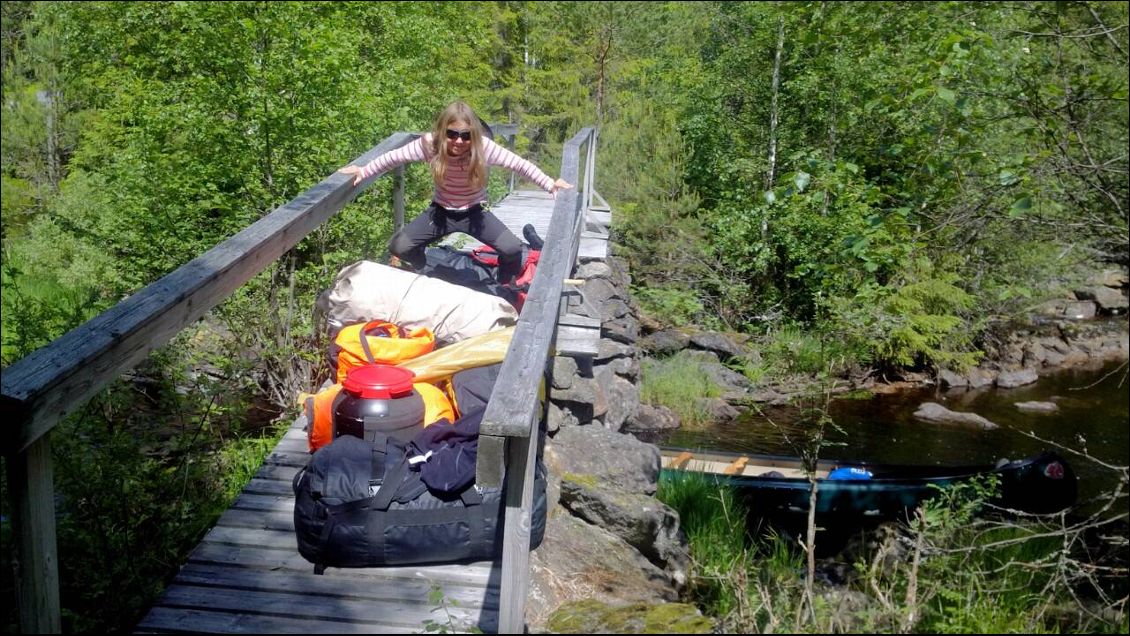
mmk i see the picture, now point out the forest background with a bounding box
[1,1,1127,632]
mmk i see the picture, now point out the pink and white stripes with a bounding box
[357,134,555,210]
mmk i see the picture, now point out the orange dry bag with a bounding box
[328,320,435,384]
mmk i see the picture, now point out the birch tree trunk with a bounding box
[764,15,784,242]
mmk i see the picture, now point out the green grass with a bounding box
[640,351,724,428]
[659,468,1128,634]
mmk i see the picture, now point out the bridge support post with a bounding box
[497,412,540,634]
[7,432,61,633]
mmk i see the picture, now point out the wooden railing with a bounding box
[476,126,597,633]
[1,122,585,633]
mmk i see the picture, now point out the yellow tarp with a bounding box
[399,326,515,384]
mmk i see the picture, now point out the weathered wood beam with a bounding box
[7,434,60,634]
[496,411,540,634]
[477,129,590,445]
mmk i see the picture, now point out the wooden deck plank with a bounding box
[215,508,294,532]
[177,546,495,587]
[166,563,498,609]
[586,209,611,227]
[240,478,294,497]
[152,584,489,630]
[188,540,495,586]
[250,462,301,483]
[138,607,407,634]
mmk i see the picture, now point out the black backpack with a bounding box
[293,425,547,572]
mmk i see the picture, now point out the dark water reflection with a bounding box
[656,360,1129,509]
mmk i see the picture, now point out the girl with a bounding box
[339,100,573,286]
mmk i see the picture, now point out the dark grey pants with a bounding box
[388,202,524,283]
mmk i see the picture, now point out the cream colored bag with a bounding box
[320,261,518,345]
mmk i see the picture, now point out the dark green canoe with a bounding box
[660,448,1077,517]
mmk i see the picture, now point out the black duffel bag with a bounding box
[293,428,547,573]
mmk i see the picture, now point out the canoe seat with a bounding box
[668,451,693,470]
[723,457,749,475]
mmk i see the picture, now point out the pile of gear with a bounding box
[294,254,546,573]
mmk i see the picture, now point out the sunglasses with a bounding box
[445,129,472,142]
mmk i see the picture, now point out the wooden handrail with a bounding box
[477,127,595,634]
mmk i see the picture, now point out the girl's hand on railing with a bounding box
[338,164,364,187]
[550,178,574,197]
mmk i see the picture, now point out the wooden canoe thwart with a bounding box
[660,447,1078,517]
[664,450,826,480]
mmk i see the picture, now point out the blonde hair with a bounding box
[429,101,487,191]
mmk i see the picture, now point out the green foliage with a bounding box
[678,0,1127,348]
[0,244,105,364]
[639,351,723,428]
[599,96,712,326]
[420,582,483,634]
[759,325,857,379]
[631,284,704,329]
[829,257,981,371]
[666,471,1126,634]
[657,470,752,620]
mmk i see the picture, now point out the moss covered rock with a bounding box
[546,599,713,634]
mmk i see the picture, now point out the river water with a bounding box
[656,359,1129,510]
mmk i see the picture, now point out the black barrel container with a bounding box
[334,365,425,443]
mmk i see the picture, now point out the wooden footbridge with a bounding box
[2,125,610,633]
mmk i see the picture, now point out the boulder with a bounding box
[967,367,998,389]
[527,514,679,630]
[595,355,640,384]
[574,261,613,281]
[623,404,681,434]
[552,375,608,421]
[688,331,746,361]
[1062,300,1098,320]
[548,402,584,433]
[559,477,690,588]
[581,277,623,309]
[546,425,661,495]
[997,368,1039,388]
[1015,401,1059,414]
[913,402,999,429]
[937,368,968,388]
[603,373,641,432]
[695,397,742,422]
[546,600,713,634]
[639,329,690,356]
[1089,268,1129,288]
[603,315,639,345]
[1075,287,1128,312]
[552,356,579,390]
[596,339,635,365]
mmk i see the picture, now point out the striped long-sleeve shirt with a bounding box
[357,133,556,210]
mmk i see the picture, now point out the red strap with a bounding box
[471,246,499,266]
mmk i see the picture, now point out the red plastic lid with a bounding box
[342,364,416,399]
